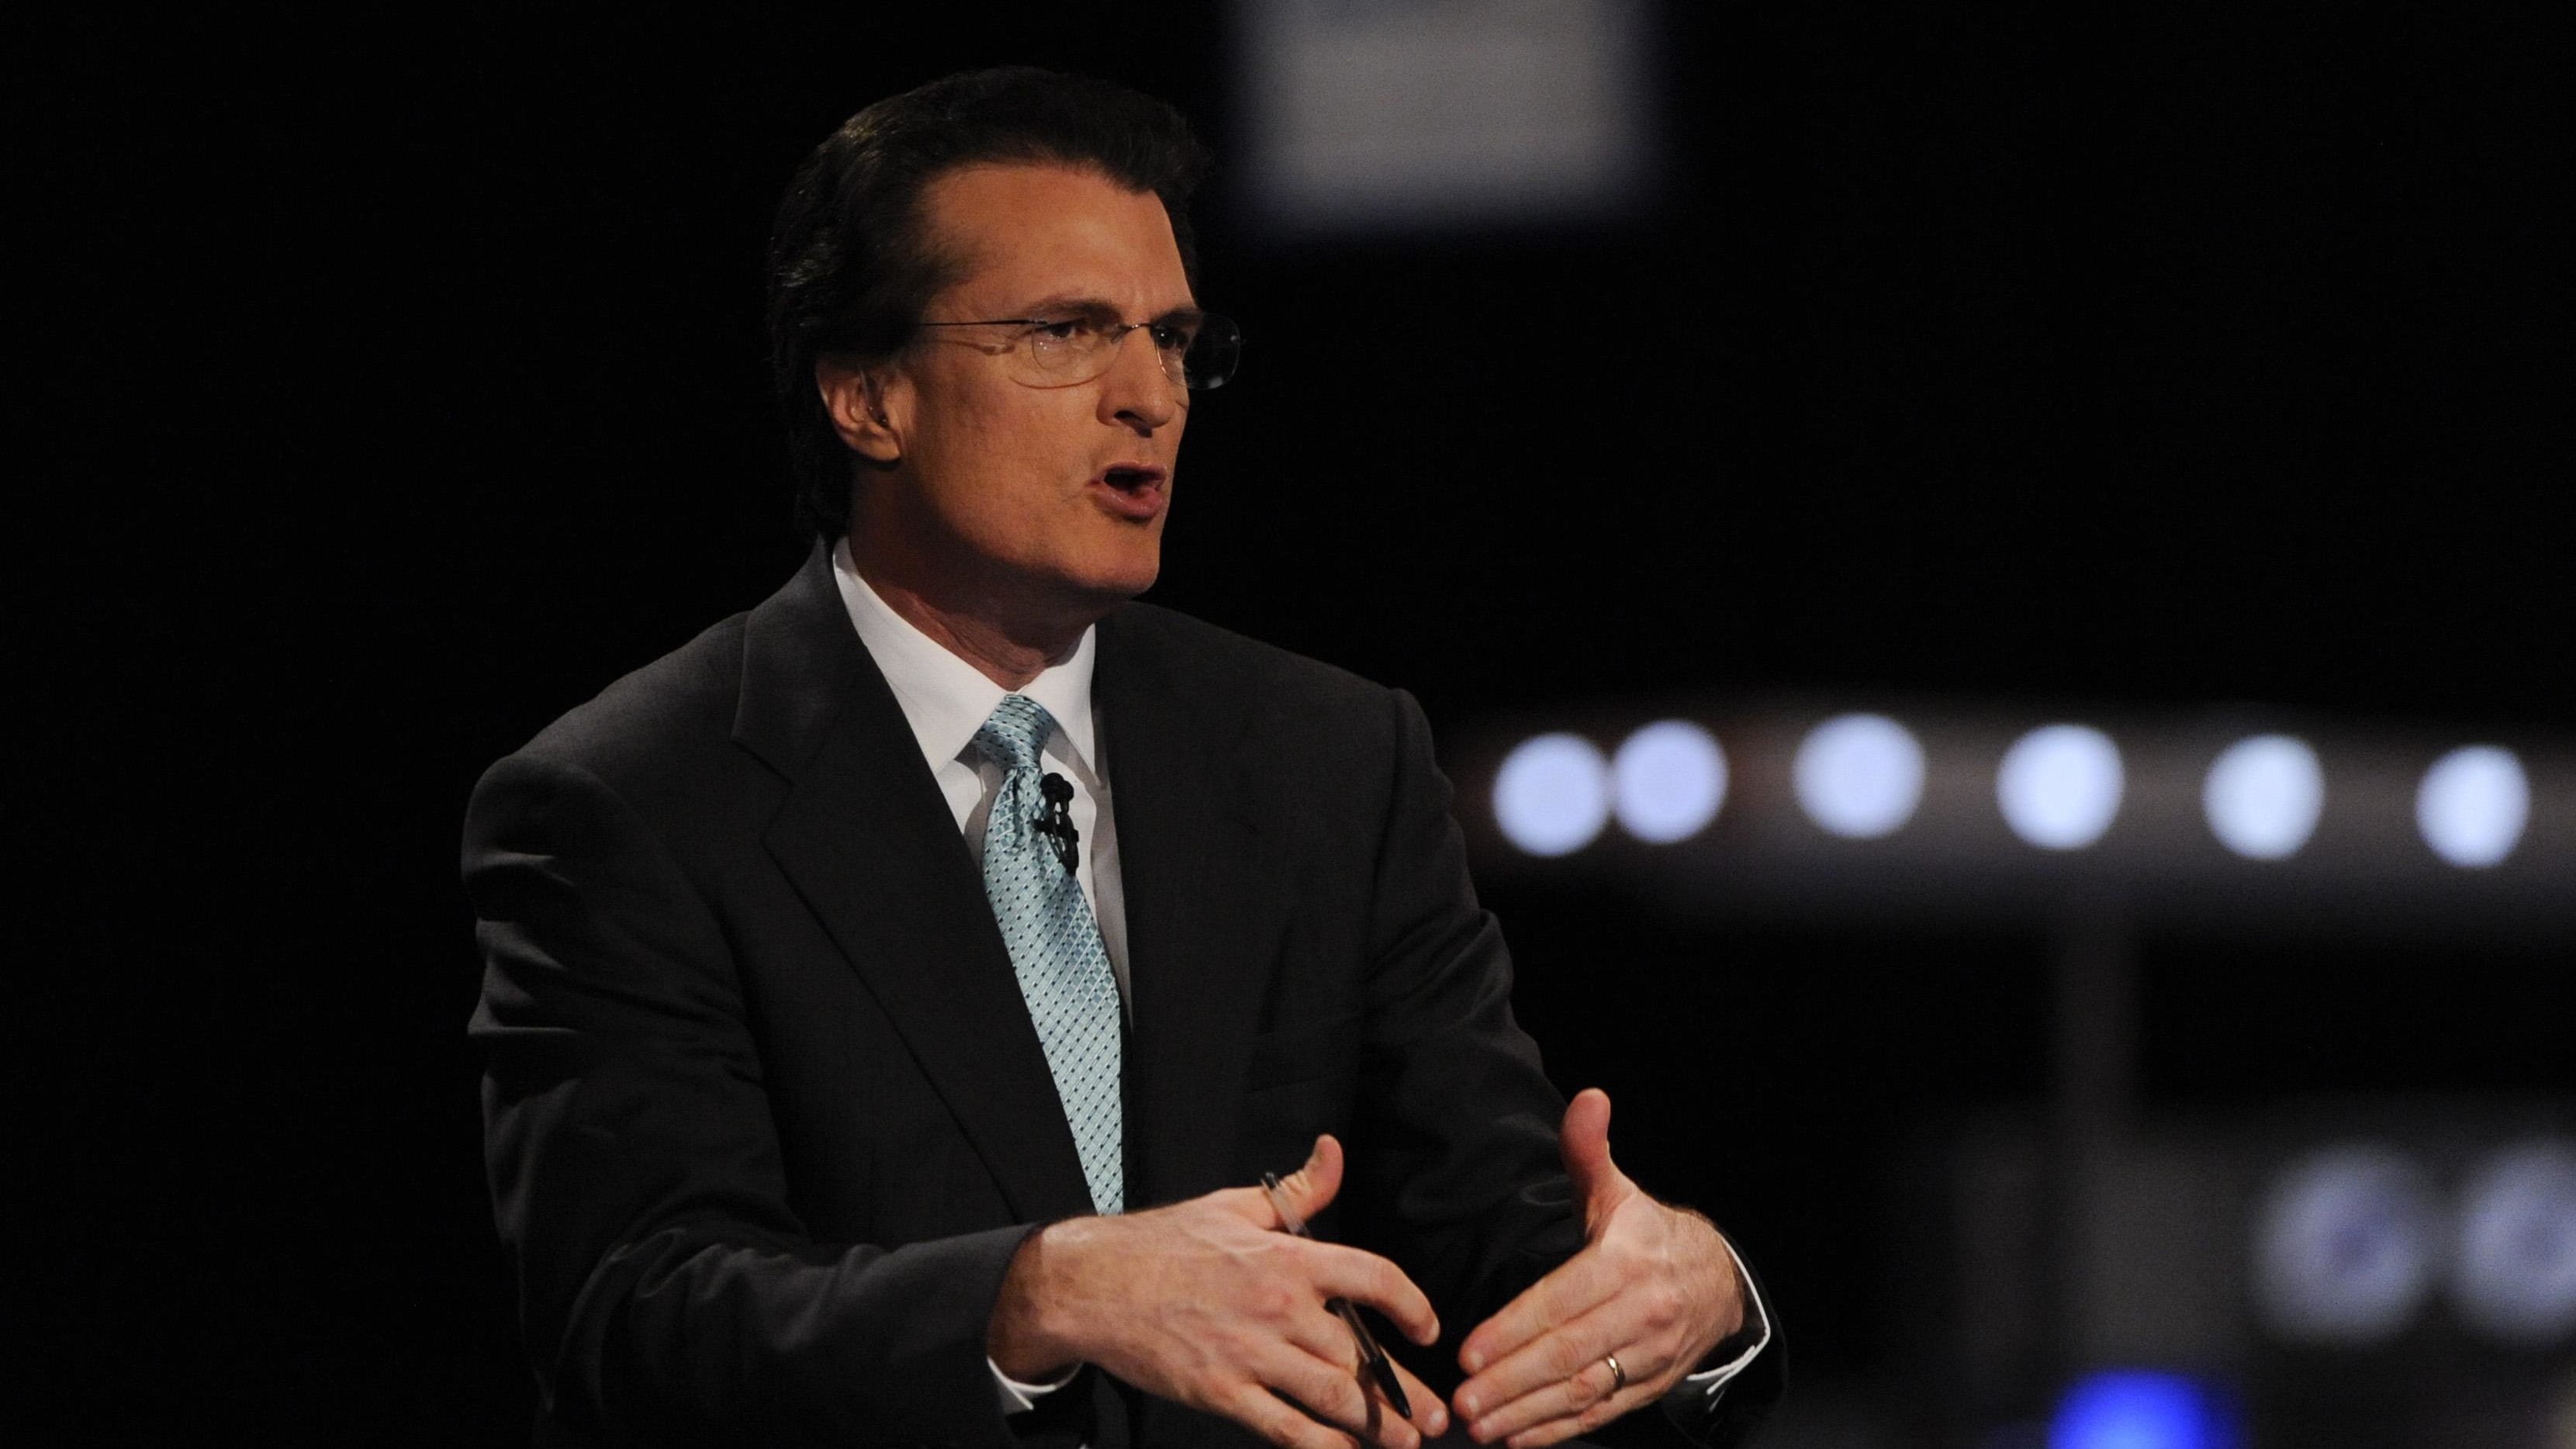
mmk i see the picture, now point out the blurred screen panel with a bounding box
[1235,0,1659,235]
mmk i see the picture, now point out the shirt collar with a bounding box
[830,537,1100,780]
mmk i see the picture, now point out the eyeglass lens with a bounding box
[1182,316,1241,390]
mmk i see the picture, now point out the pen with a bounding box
[1260,1170,1414,1422]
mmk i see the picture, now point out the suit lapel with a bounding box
[737,546,1095,1225]
[1096,610,1288,1209]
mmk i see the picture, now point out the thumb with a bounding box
[1272,1133,1345,1224]
[1561,1088,1630,1233]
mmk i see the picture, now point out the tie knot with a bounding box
[975,694,1059,773]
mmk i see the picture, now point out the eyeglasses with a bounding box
[914,310,1242,392]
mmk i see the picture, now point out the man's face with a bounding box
[861,162,1194,612]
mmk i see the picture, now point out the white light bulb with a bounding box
[1997,724,2125,850]
[2203,734,2325,860]
[1492,733,1610,857]
[2416,745,2529,868]
[1610,721,1727,844]
[1793,714,1925,839]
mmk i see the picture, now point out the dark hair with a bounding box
[766,67,1213,539]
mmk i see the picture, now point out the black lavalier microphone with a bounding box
[1032,773,1081,874]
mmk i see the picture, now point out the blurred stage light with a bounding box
[2201,734,2325,860]
[1998,724,2125,850]
[1611,721,1727,843]
[2416,745,2530,868]
[2453,1141,2576,1345]
[1237,0,1654,233]
[2254,1146,2440,1345]
[2050,1371,2237,1449]
[1492,733,1610,857]
[1793,713,1925,839]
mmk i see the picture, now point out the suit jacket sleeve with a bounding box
[1336,687,1584,1342]
[466,750,1034,1449]
[1341,689,1782,1447]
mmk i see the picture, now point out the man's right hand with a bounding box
[987,1135,1451,1449]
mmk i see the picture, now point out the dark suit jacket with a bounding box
[466,545,1778,1448]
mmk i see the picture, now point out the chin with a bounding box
[1087,559,1161,601]
[1066,550,1160,605]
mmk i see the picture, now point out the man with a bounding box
[468,67,1778,1449]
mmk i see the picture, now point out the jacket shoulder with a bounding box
[499,612,754,796]
[1109,600,1401,724]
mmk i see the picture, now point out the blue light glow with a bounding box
[2202,734,2325,860]
[2416,744,2529,868]
[1794,713,1925,839]
[2253,1145,2439,1344]
[1998,724,2125,850]
[1611,720,1727,843]
[2051,1371,2235,1449]
[2454,1141,2576,1345]
[1492,733,1610,857]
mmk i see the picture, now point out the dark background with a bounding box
[32,5,2571,1439]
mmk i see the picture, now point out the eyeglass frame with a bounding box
[911,307,1242,392]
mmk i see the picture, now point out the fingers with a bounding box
[1453,1088,1637,1390]
[1291,1305,1452,1442]
[1455,1203,1729,1448]
[1385,1353,1451,1440]
[1145,1143,1447,1449]
[1559,1088,1613,1184]
[1304,1243,1440,1348]
[1282,1137,1438,1348]
[1455,1222,1710,1447]
[1558,1088,1630,1232]
[1483,1350,1638,1444]
[1456,1249,1622,1377]
[1217,1134,1346,1229]
[1273,1340,1394,1449]
[1274,1133,1346,1222]
[1452,1294,1627,1434]
[1264,1312,1443,1449]
[1457,1336,1644,1449]
[1278,1300,1450,1440]
[1223,1381,1368,1449]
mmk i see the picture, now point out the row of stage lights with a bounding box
[2018,1139,2576,1449]
[2256,1139,2576,1349]
[1490,714,2536,866]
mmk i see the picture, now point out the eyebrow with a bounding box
[1017,295,1205,327]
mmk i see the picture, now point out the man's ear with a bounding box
[816,357,903,465]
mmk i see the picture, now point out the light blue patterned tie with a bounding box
[975,694,1125,1215]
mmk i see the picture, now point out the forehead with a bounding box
[918,163,1192,314]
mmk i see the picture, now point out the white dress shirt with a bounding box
[828,541,1769,1419]
[832,539,1131,1000]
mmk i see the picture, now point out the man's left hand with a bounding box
[1451,1089,1744,1447]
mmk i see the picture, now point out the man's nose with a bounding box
[1098,327,1181,432]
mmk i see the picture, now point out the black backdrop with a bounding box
[32,6,2571,1438]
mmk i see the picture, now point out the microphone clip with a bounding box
[1032,773,1081,874]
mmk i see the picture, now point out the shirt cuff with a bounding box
[990,1355,1084,1414]
[1679,1235,1772,1395]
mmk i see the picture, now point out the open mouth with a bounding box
[1089,463,1168,520]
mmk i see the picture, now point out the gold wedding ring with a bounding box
[1603,1354,1627,1393]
